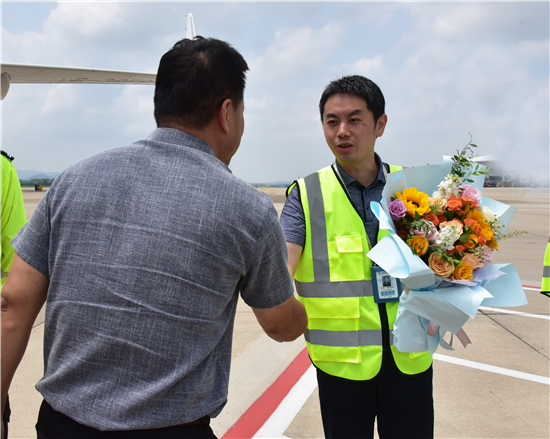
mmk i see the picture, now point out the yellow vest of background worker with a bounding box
[1,151,27,288]
[542,237,550,298]
[289,164,432,381]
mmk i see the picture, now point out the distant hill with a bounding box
[250,181,292,188]
[16,170,61,180]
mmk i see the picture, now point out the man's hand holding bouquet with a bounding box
[368,139,527,355]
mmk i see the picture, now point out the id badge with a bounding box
[371,266,402,303]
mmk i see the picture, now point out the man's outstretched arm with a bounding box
[252,295,307,342]
[1,254,48,415]
[252,241,307,342]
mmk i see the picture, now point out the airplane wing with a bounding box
[1,63,156,85]
[1,63,156,100]
[1,12,194,99]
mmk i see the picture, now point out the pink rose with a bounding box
[388,199,407,221]
[410,220,439,243]
[460,184,482,205]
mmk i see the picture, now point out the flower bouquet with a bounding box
[367,140,527,355]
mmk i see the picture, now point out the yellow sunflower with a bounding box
[395,187,431,217]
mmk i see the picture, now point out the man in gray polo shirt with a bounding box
[1,37,306,438]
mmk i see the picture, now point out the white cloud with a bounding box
[44,2,125,39]
[341,55,385,79]
[112,85,156,137]
[41,84,82,115]
[249,22,344,84]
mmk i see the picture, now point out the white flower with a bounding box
[434,224,461,251]
[480,205,498,223]
[433,174,462,199]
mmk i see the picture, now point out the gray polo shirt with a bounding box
[13,128,294,431]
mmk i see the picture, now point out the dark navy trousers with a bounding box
[316,352,434,439]
[36,400,218,439]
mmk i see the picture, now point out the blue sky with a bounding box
[2,1,549,184]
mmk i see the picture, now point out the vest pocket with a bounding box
[310,344,361,364]
[329,235,365,281]
[303,297,361,364]
[304,296,360,320]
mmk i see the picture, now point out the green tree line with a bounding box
[19,178,56,187]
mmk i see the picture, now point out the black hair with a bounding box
[154,36,249,129]
[319,75,385,123]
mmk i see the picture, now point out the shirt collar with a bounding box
[335,153,386,189]
[147,128,215,157]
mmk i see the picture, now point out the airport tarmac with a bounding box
[5,187,549,439]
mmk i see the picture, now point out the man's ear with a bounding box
[376,114,388,137]
[217,98,233,134]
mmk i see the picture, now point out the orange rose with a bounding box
[428,253,454,277]
[487,238,499,250]
[462,234,478,250]
[452,262,474,281]
[455,245,465,253]
[424,213,439,227]
[461,196,479,210]
[476,234,487,246]
[408,236,429,256]
[462,252,484,270]
[463,218,477,229]
[440,218,464,236]
[447,195,463,212]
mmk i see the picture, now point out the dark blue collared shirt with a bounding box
[281,153,389,248]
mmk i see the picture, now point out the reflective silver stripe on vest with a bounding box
[305,329,393,347]
[299,172,374,298]
[544,266,550,277]
[304,172,330,282]
[295,279,373,298]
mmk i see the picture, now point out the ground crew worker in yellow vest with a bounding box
[542,237,550,298]
[1,149,27,439]
[1,151,27,289]
[280,76,433,439]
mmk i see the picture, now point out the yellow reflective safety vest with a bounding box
[1,151,27,288]
[542,237,550,298]
[291,164,432,381]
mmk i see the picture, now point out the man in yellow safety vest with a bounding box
[1,150,27,439]
[280,76,433,439]
[542,237,549,298]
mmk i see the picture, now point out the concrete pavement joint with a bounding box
[478,310,550,361]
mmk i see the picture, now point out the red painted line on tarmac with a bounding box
[222,283,537,438]
[522,284,540,290]
[222,347,311,439]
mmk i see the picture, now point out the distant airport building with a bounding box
[474,155,545,187]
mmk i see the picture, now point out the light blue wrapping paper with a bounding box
[367,162,527,354]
